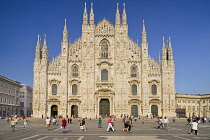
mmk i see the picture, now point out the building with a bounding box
[19,85,33,117]
[0,75,22,117]
[32,3,176,118]
[176,94,210,118]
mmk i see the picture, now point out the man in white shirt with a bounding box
[162,117,169,130]
[45,117,51,130]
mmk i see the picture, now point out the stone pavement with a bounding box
[0,118,210,140]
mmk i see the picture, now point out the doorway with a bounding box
[151,105,158,116]
[131,105,138,117]
[71,105,78,118]
[51,105,58,117]
[99,99,110,116]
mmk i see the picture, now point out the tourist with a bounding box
[45,117,51,130]
[15,117,18,124]
[23,118,28,128]
[98,118,102,129]
[128,117,132,133]
[82,118,87,131]
[10,119,16,131]
[190,119,198,135]
[172,117,175,122]
[61,118,67,133]
[162,117,169,130]
[186,117,191,126]
[122,117,129,132]
[107,116,114,132]
[52,117,57,126]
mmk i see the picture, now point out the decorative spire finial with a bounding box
[91,3,93,13]
[64,19,67,30]
[143,20,145,31]
[123,3,126,14]
[117,3,119,14]
[44,34,46,46]
[84,2,87,13]
[37,34,40,46]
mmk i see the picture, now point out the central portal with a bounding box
[99,99,110,116]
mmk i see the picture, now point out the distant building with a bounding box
[19,85,33,117]
[176,94,210,118]
[0,75,22,117]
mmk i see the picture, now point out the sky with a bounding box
[0,0,210,95]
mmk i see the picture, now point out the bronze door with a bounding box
[99,99,110,116]
[151,105,158,116]
[71,105,78,117]
[131,105,138,117]
[51,105,58,117]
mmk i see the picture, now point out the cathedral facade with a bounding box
[33,3,176,118]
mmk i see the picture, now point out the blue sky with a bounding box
[0,0,210,94]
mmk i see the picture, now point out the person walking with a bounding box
[186,117,191,126]
[107,116,114,132]
[45,117,51,131]
[82,118,87,131]
[122,117,129,132]
[52,117,57,126]
[98,118,102,129]
[190,119,198,135]
[162,117,169,130]
[61,118,67,133]
[11,119,16,131]
[128,117,132,133]
[23,118,28,128]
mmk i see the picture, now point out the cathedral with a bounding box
[33,3,176,118]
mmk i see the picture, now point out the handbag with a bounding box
[80,126,83,129]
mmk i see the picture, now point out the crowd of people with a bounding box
[2,115,210,135]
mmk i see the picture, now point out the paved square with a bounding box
[0,118,210,140]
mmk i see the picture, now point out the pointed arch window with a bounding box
[72,84,78,95]
[72,65,79,77]
[52,84,57,94]
[101,40,108,58]
[151,85,157,95]
[131,66,137,77]
[132,84,137,95]
[101,69,108,81]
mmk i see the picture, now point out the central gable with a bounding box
[95,19,114,37]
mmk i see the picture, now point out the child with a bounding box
[98,118,102,129]
[190,119,198,135]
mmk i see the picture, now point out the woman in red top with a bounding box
[61,118,67,133]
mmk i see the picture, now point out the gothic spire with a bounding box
[42,34,48,59]
[35,35,41,58]
[90,3,94,24]
[63,19,68,42]
[142,20,147,43]
[115,3,120,24]
[83,2,88,24]
[162,36,165,48]
[122,3,127,25]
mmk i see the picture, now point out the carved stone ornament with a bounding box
[128,99,142,104]
[97,61,113,66]
[149,99,162,104]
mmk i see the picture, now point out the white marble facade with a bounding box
[33,3,176,118]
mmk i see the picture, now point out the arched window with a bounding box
[132,84,137,95]
[131,66,137,77]
[52,84,57,94]
[72,65,78,77]
[101,40,108,58]
[72,84,77,95]
[151,85,157,95]
[101,69,108,81]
